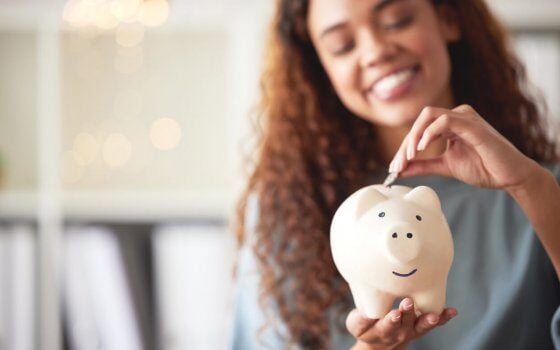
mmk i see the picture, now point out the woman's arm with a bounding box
[506,162,560,279]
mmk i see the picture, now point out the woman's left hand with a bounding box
[389,104,544,193]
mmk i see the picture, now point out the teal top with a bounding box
[230,163,560,349]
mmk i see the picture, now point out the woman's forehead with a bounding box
[307,0,413,36]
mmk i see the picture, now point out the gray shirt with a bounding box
[230,163,560,350]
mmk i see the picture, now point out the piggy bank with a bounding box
[330,184,454,319]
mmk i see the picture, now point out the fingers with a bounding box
[414,307,458,336]
[453,104,476,114]
[389,134,411,173]
[346,309,377,339]
[399,298,416,328]
[414,313,440,335]
[346,308,402,343]
[437,307,458,326]
[417,113,480,151]
[405,106,450,162]
[399,157,449,179]
[391,107,485,174]
[390,106,449,174]
[375,309,403,338]
[346,305,457,347]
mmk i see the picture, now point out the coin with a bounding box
[383,171,399,187]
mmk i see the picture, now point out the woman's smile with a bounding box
[367,64,421,102]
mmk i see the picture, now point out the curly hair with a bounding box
[234,0,559,349]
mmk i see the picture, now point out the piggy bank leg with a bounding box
[350,283,394,319]
[412,283,446,315]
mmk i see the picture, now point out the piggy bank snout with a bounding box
[384,222,421,264]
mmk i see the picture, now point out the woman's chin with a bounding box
[363,106,421,128]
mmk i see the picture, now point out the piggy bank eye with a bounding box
[416,215,422,221]
[378,212,385,218]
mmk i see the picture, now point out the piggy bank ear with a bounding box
[404,186,442,211]
[354,187,387,219]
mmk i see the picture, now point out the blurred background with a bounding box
[0,0,558,349]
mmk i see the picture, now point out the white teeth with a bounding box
[372,67,416,96]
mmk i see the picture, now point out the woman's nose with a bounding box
[358,30,397,68]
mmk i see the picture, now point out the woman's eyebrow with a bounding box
[373,0,405,13]
[319,0,405,39]
[320,22,348,40]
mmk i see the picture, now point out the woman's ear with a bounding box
[437,4,461,43]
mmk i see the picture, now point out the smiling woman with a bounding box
[308,0,459,132]
[231,0,560,349]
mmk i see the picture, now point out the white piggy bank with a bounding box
[330,184,454,319]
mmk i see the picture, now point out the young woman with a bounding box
[231,0,560,349]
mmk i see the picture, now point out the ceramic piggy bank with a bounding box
[330,184,453,319]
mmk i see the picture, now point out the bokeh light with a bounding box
[63,0,96,28]
[102,133,132,167]
[110,0,141,22]
[63,0,170,30]
[72,132,100,166]
[138,0,170,27]
[94,3,119,30]
[149,117,182,150]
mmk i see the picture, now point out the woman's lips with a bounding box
[392,268,418,277]
[368,65,420,102]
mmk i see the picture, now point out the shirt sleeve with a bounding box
[228,194,290,350]
[548,162,560,349]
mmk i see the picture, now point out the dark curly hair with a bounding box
[234,0,559,349]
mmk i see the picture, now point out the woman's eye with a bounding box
[332,41,355,56]
[381,16,414,31]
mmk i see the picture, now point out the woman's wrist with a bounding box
[505,161,554,201]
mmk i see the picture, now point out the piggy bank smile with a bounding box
[392,268,418,277]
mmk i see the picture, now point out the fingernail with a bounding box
[417,137,426,151]
[406,145,413,160]
[397,157,404,172]
[391,312,401,322]
[449,309,458,318]
[428,315,439,325]
[389,160,395,172]
[403,299,413,311]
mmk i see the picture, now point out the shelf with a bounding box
[62,190,231,222]
[0,190,37,220]
[0,190,231,222]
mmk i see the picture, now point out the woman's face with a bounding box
[307,0,460,128]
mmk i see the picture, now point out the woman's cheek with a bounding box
[411,31,450,80]
[330,61,360,102]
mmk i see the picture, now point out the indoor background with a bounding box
[0,0,558,349]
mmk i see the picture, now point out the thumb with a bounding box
[399,157,450,178]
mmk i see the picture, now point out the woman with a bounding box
[231,0,560,349]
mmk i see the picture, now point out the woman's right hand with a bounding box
[346,298,458,350]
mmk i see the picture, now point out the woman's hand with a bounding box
[389,104,543,193]
[346,298,457,350]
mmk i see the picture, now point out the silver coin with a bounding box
[383,171,399,187]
